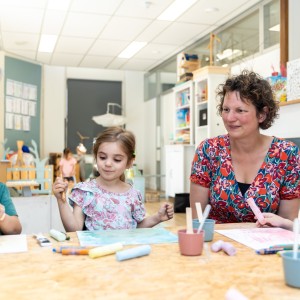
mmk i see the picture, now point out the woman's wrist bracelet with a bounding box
[0,213,6,221]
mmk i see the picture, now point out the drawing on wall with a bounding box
[5,79,37,131]
[287,58,300,101]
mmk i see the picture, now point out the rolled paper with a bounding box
[211,240,236,256]
[211,240,224,252]
[116,245,151,261]
[222,242,236,256]
[89,243,123,259]
[246,197,265,225]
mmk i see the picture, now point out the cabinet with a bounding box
[173,81,194,145]
[165,144,195,197]
[193,66,230,145]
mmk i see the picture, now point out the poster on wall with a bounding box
[4,79,37,131]
[287,58,300,101]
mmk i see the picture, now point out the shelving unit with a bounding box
[193,66,230,145]
[173,81,194,145]
[165,144,195,197]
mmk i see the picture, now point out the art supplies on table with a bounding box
[215,227,299,251]
[49,229,70,242]
[0,234,28,253]
[116,245,151,261]
[34,234,52,247]
[89,243,123,258]
[77,228,178,247]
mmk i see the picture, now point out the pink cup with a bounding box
[178,229,204,256]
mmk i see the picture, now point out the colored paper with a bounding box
[77,228,178,247]
[215,227,299,250]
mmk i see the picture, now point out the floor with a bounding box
[144,196,185,228]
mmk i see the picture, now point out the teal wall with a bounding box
[4,57,41,153]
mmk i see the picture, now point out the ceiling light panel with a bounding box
[157,0,197,21]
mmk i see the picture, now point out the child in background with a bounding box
[59,148,77,183]
[53,127,174,232]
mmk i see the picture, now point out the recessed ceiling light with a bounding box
[157,0,197,21]
[38,34,58,53]
[269,24,280,32]
[205,7,219,13]
[118,41,147,59]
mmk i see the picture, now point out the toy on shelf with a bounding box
[177,52,200,83]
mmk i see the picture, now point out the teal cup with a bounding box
[192,219,215,242]
[281,251,300,288]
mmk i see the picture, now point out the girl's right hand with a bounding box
[53,177,68,201]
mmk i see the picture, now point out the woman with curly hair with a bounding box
[190,70,300,230]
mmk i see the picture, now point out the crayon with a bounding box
[116,245,151,261]
[61,248,90,255]
[270,244,300,250]
[52,246,93,253]
[247,197,265,225]
[89,243,123,259]
[255,248,284,255]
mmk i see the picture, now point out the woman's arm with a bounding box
[190,182,210,219]
[277,198,300,220]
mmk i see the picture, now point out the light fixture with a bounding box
[157,0,197,21]
[216,49,242,61]
[92,103,126,127]
[38,34,58,53]
[118,41,147,59]
[269,24,280,32]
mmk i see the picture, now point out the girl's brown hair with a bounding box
[93,127,136,181]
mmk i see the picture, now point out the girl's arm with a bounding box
[190,182,209,219]
[53,178,85,231]
[137,202,173,228]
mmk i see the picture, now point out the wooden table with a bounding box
[0,223,299,300]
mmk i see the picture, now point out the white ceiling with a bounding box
[0,0,262,72]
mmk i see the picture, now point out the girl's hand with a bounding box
[53,177,68,201]
[158,202,174,222]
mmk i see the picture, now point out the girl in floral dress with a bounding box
[53,127,173,232]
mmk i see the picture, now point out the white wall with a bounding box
[42,66,146,171]
[231,48,300,138]
[143,97,157,190]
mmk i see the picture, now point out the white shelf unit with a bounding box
[165,144,195,198]
[193,66,230,145]
[173,81,194,145]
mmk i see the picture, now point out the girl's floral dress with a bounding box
[69,179,145,230]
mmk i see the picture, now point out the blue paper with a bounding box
[77,228,178,247]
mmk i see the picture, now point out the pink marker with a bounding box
[246,197,266,225]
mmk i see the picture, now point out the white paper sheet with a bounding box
[0,234,28,253]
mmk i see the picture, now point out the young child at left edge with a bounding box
[53,126,174,232]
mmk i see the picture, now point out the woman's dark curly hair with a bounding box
[216,70,279,129]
